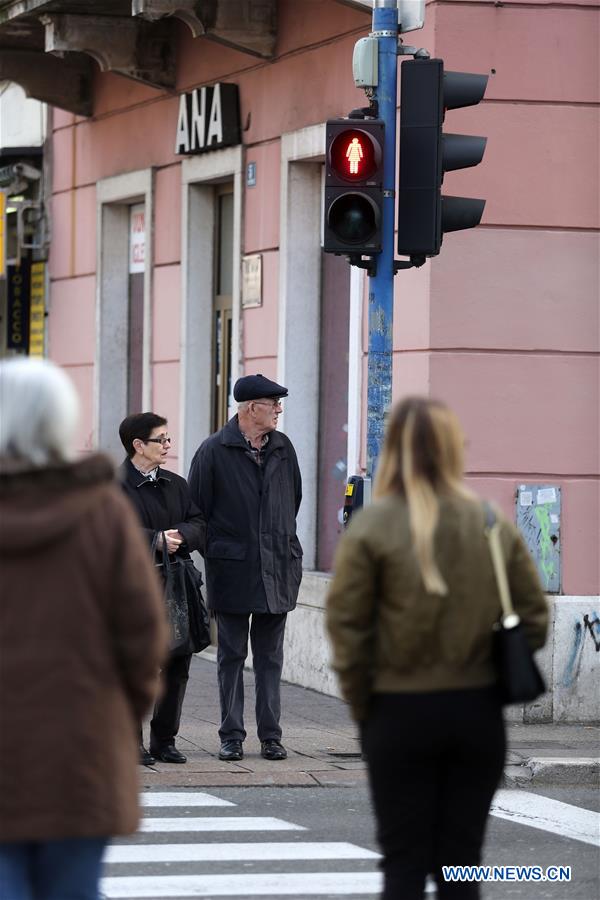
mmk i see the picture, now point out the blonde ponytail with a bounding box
[374,397,473,595]
[401,409,448,595]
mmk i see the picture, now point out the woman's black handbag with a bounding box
[181,558,211,655]
[151,533,210,657]
[484,505,545,705]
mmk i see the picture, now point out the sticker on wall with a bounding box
[516,484,561,593]
[129,204,145,274]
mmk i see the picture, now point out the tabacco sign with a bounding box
[7,262,30,350]
[175,83,240,155]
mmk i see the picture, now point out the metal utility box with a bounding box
[516,484,561,593]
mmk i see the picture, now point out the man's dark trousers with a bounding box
[216,612,287,742]
[150,653,192,751]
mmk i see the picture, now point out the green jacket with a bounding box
[326,493,548,721]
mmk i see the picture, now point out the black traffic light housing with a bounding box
[324,118,385,256]
[397,58,488,261]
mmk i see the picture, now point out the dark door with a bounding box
[317,252,351,572]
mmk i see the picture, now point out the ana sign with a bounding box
[175,83,240,155]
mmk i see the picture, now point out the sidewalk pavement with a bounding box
[140,654,599,790]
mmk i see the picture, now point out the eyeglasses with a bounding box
[253,399,283,409]
[145,436,172,446]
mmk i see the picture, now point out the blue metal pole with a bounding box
[366,0,398,477]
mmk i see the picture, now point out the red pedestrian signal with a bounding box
[329,130,379,181]
[324,119,385,255]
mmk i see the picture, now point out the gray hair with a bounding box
[0,357,79,466]
[237,401,251,413]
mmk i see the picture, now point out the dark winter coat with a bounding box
[0,455,168,842]
[119,458,204,559]
[187,416,303,614]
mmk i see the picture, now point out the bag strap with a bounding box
[151,531,174,573]
[483,502,517,623]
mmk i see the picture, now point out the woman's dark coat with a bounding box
[119,458,204,558]
[187,416,303,614]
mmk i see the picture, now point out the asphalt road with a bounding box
[100,783,599,899]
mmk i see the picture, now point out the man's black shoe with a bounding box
[151,745,187,764]
[218,740,244,761]
[139,745,156,767]
[260,739,287,761]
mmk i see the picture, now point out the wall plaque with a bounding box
[241,254,262,308]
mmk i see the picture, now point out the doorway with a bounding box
[213,186,233,432]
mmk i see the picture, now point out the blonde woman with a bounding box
[326,397,548,900]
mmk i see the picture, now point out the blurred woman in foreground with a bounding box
[0,358,168,900]
[326,396,547,900]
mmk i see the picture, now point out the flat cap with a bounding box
[233,373,288,402]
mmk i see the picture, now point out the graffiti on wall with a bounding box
[561,613,600,688]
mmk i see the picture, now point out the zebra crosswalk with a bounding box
[100,787,598,897]
[101,790,384,898]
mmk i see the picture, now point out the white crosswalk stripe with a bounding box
[140,792,235,808]
[101,791,382,898]
[102,872,383,897]
[139,816,305,833]
[491,789,600,847]
[105,841,379,863]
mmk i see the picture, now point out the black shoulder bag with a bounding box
[484,505,545,705]
[151,532,210,657]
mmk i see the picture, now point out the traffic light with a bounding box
[323,118,385,256]
[397,58,488,261]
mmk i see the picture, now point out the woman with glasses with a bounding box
[119,412,205,766]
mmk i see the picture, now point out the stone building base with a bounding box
[282,574,600,724]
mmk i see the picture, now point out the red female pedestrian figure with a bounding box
[346,136,364,174]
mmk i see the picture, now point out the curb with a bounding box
[140,769,368,789]
[503,756,600,787]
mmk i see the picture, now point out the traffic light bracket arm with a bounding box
[394,255,426,273]
[397,41,430,60]
[348,253,378,277]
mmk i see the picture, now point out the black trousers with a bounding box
[215,612,287,743]
[363,688,505,900]
[145,652,192,752]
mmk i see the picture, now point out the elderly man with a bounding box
[188,374,302,762]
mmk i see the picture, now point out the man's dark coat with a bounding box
[119,458,204,558]
[187,416,303,614]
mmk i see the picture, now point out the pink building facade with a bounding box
[4,0,599,718]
